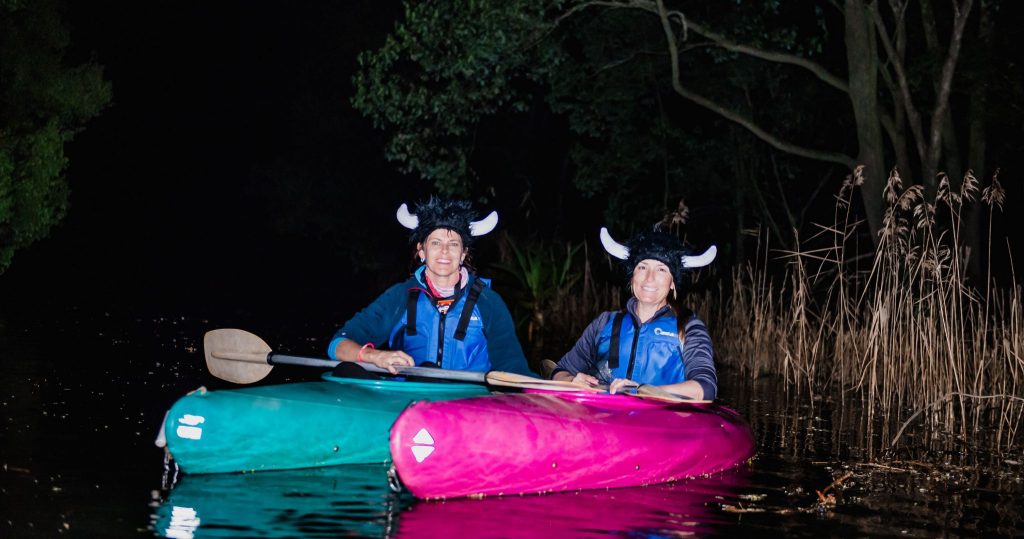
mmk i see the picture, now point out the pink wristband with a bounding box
[358,342,375,361]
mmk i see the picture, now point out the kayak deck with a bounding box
[162,374,489,474]
[389,390,754,498]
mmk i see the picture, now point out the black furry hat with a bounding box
[625,231,690,285]
[396,197,498,247]
[600,227,717,287]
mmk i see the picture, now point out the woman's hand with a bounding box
[571,372,600,387]
[363,348,415,374]
[609,378,640,394]
[552,370,599,386]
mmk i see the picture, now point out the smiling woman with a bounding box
[327,196,535,377]
[418,228,467,290]
[550,227,718,400]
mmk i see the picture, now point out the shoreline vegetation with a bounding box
[705,167,1021,462]
[497,167,1021,464]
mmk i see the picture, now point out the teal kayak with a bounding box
[158,374,489,474]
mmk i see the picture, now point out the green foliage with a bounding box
[492,235,583,357]
[495,236,582,318]
[352,0,836,237]
[352,0,558,194]
[492,233,623,362]
[0,0,111,274]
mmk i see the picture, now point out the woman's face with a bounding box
[417,228,466,281]
[631,259,674,305]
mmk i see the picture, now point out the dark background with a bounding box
[0,5,1021,536]
[2,2,418,331]
[1,1,1021,336]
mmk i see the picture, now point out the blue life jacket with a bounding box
[594,309,691,385]
[387,270,490,372]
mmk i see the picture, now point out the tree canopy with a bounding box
[353,0,1020,254]
[0,0,111,274]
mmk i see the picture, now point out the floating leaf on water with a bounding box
[721,504,766,514]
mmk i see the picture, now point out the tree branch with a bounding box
[653,0,856,168]
[889,391,1024,449]
[545,0,858,169]
[529,1,629,49]
[623,0,850,94]
[682,18,849,94]
[869,1,928,167]
[925,0,975,178]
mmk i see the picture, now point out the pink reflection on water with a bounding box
[395,467,750,538]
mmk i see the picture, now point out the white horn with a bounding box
[396,203,418,230]
[681,245,717,268]
[469,211,498,236]
[599,227,629,260]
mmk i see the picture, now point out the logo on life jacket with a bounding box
[436,298,454,314]
[653,328,677,338]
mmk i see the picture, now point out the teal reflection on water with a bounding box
[152,464,750,538]
[153,464,408,538]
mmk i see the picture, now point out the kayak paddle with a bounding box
[537,359,710,404]
[203,329,598,392]
[634,383,711,403]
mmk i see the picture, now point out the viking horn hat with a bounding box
[599,226,716,284]
[396,197,498,245]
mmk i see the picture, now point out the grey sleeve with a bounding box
[553,312,612,378]
[682,315,717,400]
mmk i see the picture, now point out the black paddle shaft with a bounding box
[267,353,488,383]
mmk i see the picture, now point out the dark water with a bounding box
[2,310,1022,538]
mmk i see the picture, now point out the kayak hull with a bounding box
[162,374,489,474]
[389,390,754,498]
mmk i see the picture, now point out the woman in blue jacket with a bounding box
[550,228,718,400]
[328,197,533,376]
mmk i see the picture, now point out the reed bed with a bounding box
[497,170,1020,458]
[493,235,621,373]
[702,167,1023,457]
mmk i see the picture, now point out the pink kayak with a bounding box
[389,389,755,499]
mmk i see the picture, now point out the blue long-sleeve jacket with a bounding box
[553,298,717,399]
[329,268,534,376]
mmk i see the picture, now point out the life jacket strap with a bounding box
[608,311,626,369]
[405,289,419,336]
[676,306,693,348]
[453,278,486,341]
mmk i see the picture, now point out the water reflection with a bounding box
[151,464,752,538]
[152,464,407,538]
[396,469,750,538]
[4,312,1021,538]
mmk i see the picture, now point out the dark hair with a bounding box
[406,197,477,247]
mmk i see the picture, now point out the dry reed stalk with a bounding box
[712,166,1022,458]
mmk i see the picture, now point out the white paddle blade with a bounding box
[484,371,602,392]
[635,384,711,404]
[204,328,274,384]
